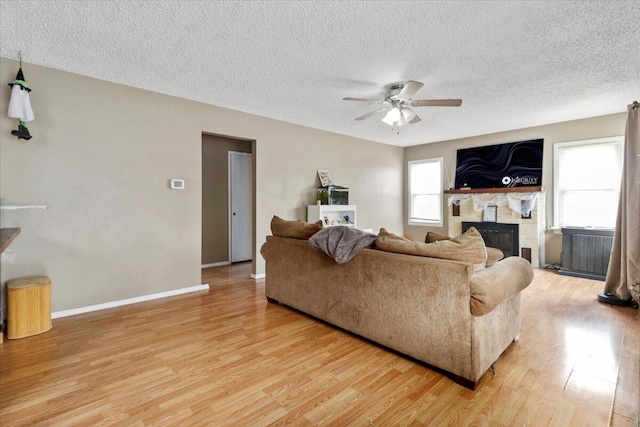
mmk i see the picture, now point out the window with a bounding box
[553,136,623,228]
[408,158,443,226]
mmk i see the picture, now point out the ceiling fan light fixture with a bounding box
[381,107,401,125]
[382,106,415,127]
[401,107,416,122]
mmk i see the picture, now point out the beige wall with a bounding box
[0,58,404,313]
[201,134,252,265]
[403,113,626,265]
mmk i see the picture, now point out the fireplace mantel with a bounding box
[446,187,544,218]
[444,186,543,195]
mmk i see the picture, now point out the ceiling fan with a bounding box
[343,80,462,127]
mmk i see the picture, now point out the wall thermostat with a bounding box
[170,179,185,190]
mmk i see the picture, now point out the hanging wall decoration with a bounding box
[7,53,34,140]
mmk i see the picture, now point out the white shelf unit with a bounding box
[307,205,356,228]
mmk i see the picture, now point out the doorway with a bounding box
[201,134,254,268]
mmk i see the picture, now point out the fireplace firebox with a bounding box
[462,222,519,257]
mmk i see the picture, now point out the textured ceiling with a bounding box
[1,1,639,147]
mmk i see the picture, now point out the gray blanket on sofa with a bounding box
[308,226,377,264]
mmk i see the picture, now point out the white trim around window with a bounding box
[553,136,623,228]
[408,157,443,227]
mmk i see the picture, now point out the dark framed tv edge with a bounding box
[454,139,544,190]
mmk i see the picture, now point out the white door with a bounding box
[229,151,252,263]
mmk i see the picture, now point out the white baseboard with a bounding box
[201,261,230,268]
[251,273,266,279]
[52,284,210,319]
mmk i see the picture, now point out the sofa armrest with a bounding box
[469,256,534,316]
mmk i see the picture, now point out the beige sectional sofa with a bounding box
[260,230,533,389]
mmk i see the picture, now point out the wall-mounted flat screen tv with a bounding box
[454,139,543,189]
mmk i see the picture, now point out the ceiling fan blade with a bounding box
[397,81,424,99]
[355,108,389,121]
[411,99,463,107]
[409,114,422,124]
[343,97,383,103]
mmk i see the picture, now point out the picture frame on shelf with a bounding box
[482,205,498,222]
[317,169,332,187]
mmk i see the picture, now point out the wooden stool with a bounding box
[7,275,52,339]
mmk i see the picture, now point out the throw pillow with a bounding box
[377,227,488,271]
[425,231,451,243]
[485,247,505,267]
[270,216,322,239]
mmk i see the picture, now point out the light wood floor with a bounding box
[1,264,637,426]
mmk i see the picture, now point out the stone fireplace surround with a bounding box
[445,187,545,268]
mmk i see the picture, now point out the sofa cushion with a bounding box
[425,231,504,266]
[377,227,488,271]
[270,216,322,239]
